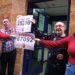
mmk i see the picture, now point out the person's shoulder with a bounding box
[67,36,73,38]
[64,36,73,40]
[10,27,15,30]
[69,35,75,38]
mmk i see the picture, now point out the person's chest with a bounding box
[0,29,12,34]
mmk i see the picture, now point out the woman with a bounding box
[35,34,75,75]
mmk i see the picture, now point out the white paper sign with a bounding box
[14,33,35,51]
[16,15,33,32]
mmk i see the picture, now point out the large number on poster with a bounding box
[14,33,35,51]
[16,15,33,33]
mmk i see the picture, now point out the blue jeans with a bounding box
[65,63,75,75]
[22,50,32,75]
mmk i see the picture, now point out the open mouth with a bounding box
[56,28,62,31]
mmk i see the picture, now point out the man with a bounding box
[0,18,16,75]
[44,22,68,75]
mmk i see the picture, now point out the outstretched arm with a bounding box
[0,32,15,39]
[35,36,70,49]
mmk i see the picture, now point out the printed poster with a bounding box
[14,33,35,51]
[16,15,33,33]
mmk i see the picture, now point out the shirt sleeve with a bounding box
[0,32,10,39]
[40,36,70,49]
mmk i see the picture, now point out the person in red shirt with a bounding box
[35,33,75,75]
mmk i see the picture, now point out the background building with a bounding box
[0,0,75,75]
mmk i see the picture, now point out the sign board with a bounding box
[14,33,35,51]
[16,15,33,33]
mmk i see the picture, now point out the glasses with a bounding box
[55,25,65,27]
[3,21,9,23]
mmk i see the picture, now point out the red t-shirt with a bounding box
[40,36,75,64]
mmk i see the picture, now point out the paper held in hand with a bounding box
[16,15,33,33]
[14,33,35,51]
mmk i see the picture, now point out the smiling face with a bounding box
[55,22,66,35]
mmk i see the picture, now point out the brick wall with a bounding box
[0,0,75,75]
[0,0,28,75]
[69,0,75,35]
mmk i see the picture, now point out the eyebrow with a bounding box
[55,24,64,26]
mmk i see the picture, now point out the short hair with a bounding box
[55,21,65,26]
[3,19,9,23]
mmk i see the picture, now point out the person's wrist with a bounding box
[10,34,16,38]
[35,38,41,43]
[38,38,41,42]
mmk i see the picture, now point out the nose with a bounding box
[56,26,61,29]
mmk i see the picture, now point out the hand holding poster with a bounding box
[14,33,35,51]
[16,15,33,33]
